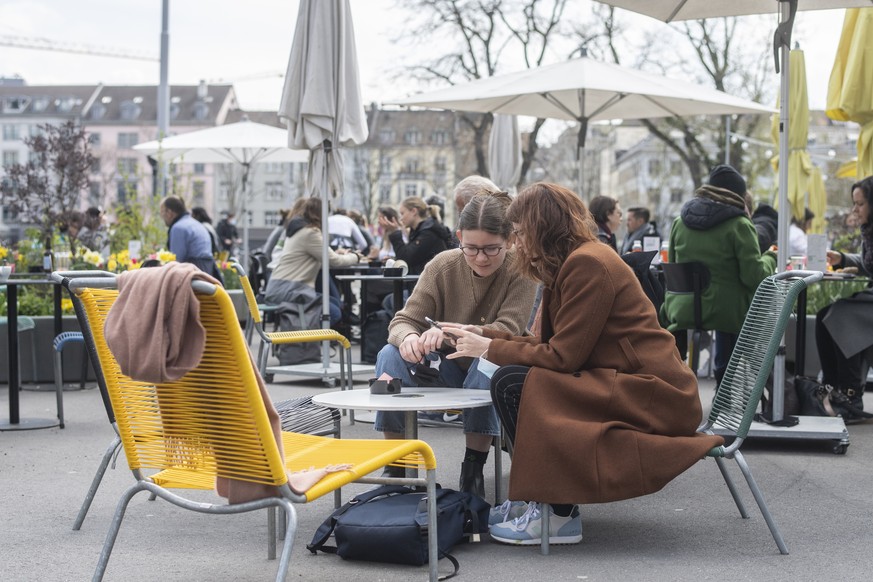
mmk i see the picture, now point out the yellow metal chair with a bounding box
[80,279,440,582]
[231,262,353,392]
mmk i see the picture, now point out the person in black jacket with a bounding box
[751,202,779,253]
[379,196,454,276]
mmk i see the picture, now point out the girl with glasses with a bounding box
[374,192,538,498]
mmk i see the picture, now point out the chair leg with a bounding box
[713,456,749,518]
[267,506,277,560]
[493,433,502,503]
[93,482,146,581]
[540,502,550,555]
[73,435,122,530]
[53,349,65,428]
[689,330,702,376]
[733,450,789,555]
[426,469,439,582]
[274,501,297,582]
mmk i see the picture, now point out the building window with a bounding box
[193,102,210,121]
[648,159,661,176]
[117,133,139,148]
[379,129,395,144]
[192,180,205,203]
[264,210,282,226]
[116,180,137,204]
[404,129,422,145]
[404,183,417,197]
[2,150,18,167]
[265,181,284,201]
[404,158,420,174]
[89,103,107,120]
[2,96,29,113]
[32,96,50,112]
[119,101,142,121]
[434,156,447,172]
[264,162,284,174]
[117,158,138,176]
[90,157,101,174]
[89,181,101,205]
[380,183,392,201]
[2,124,21,141]
[431,130,448,145]
[218,181,231,201]
[193,163,205,175]
[88,132,101,147]
[379,155,392,173]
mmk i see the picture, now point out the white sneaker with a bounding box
[489,502,583,546]
[488,500,527,526]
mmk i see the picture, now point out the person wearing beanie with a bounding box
[661,164,777,385]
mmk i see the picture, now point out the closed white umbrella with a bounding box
[488,114,522,193]
[134,119,309,259]
[389,55,772,195]
[278,0,368,374]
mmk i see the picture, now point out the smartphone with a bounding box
[424,316,442,329]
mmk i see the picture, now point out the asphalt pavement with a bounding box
[2,368,872,582]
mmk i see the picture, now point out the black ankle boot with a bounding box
[459,460,485,498]
[831,386,868,424]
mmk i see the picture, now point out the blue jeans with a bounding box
[373,344,500,436]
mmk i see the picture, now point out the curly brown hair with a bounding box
[507,182,597,286]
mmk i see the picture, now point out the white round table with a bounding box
[312,387,492,440]
[313,387,502,499]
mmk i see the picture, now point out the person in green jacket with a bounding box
[662,164,777,384]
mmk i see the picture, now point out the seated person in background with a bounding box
[265,197,361,327]
[588,195,621,252]
[620,206,659,253]
[380,196,455,276]
[789,207,815,257]
[328,208,370,253]
[376,205,400,261]
[77,206,110,256]
[374,193,538,497]
[444,182,722,546]
[346,208,378,258]
[816,176,873,423]
[190,206,221,256]
[159,196,223,282]
[751,202,779,253]
[661,164,776,385]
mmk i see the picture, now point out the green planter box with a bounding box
[0,315,96,384]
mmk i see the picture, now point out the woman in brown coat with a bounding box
[445,183,723,546]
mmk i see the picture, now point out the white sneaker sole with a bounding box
[489,532,583,546]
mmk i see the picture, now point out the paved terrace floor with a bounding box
[2,368,872,582]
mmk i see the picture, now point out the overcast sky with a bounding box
[0,1,850,116]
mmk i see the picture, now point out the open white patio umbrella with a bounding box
[488,114,523,193]
[278,0,368,373]
[592,0,873,423]
[134,119,309,259]
[389,55,773,195]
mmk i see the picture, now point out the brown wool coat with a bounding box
[485,242,723,505]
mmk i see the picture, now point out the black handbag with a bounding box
[307,484,489,579]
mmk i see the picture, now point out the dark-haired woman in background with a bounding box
[588,195,621,252]
[816,176,873,422]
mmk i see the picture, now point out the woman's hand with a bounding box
[826,250,842,267]
[418,327,447,354]
[440,322,484,336]
[378,214,401,235]
[444,328,491,360]
[399,333,423,363]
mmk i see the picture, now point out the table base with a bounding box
[713,415,849,453]
[0,417,60,431]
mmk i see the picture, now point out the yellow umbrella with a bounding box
[827,8,873,179]
[836,158,858,178]
[771,49,812,223]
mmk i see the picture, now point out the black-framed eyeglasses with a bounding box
[459,245,504,257]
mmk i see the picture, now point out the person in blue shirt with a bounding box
[159,196,223,282]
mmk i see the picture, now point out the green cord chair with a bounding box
[539,271,819,556]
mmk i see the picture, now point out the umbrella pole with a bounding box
[241,163,250,262]
[320,140,333,377]
[772,0,795,423]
